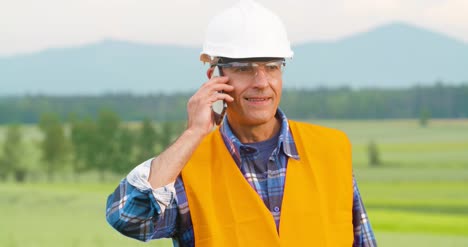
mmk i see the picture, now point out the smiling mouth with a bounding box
[245,97,271,102]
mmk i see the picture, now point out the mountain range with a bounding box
[1,22,467,95]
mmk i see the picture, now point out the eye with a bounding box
[265,64,280,71]
[234,65,254,73]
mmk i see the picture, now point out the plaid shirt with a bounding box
[106,109,377,246]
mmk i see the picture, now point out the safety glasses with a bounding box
[216,59,285,80]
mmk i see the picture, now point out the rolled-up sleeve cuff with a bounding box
[126,158,176,213]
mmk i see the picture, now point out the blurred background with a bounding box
[1,0,467,246]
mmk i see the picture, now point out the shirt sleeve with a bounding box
[105,159,179,241]
[352,177,378,247]
[126,158,176,213]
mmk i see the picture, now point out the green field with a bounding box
[1,119,468,246]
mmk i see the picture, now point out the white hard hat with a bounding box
[200,0,294,63]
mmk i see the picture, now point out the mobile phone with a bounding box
[211,66,227,125]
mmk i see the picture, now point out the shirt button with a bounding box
[274,206,280,212]
[241,147,256,153]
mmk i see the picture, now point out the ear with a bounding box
[206,67,215,79]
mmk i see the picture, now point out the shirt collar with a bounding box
[219,108,299,166]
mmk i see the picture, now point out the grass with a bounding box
[0,183,172,247]
[361,181,468,236]
[376,232,468,247]
[1,119,468,246]
[294,119,468,246]
[1,179,467,247]
[314,119,468,168]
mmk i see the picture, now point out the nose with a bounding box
[253,67,269,88]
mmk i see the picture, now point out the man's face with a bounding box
[219,59,284,127]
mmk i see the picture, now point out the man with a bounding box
[106,1,376,246]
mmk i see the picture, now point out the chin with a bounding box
[242,113,276,126]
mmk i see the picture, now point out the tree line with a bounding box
[1,83,467,124]
[0,109,185,183]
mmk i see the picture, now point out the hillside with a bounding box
[1,22,467,95]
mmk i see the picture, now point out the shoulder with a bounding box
[288,120,352,162]
[289,120,350,143]
[187,128,223,165]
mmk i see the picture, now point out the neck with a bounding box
[227,117,281,143]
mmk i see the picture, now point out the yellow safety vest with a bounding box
[181,121,353,246]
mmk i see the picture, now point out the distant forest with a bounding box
[1,83,467,124]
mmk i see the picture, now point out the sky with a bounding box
[0,0,467,56]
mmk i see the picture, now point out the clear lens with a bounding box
[217,60,285,81]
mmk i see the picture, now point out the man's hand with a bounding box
[186,76,234,136]
[148,75,233,189]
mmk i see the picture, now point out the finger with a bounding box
[219,93,234,102]
[197,83,233,101]
[209,83,234,93]
[198,77,229,95]
[205,76,230,86]
[210,92,234,103]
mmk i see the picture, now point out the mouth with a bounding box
[244,97,272,107]
[244,97,271,102]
